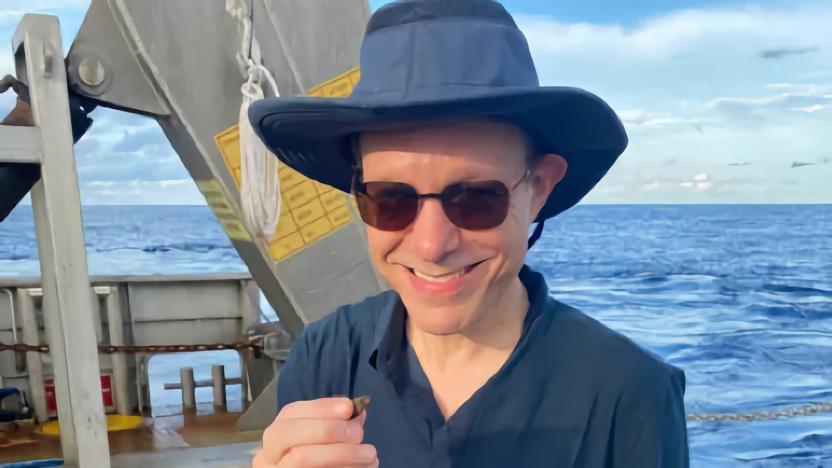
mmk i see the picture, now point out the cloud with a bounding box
[81,179,203,205]
[704,89,832,122]
[679,172,713,191]
[619,109,709,133]
[92,107,156,130]
[112,126,170,154]
[760,46,819,60]
[517,6,832,64]
[764,83,832,94]
[77,152,189,183]
[8,1,824,204]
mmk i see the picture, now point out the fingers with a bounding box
[278,397,355,421]
[277,443,377,468]
[252,443,377,468]
[255,397,375,467]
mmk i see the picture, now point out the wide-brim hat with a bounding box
[249,0,628,222]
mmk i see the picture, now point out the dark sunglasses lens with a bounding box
[357,182,419,231]
[443,181,510,230]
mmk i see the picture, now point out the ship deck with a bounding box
[0,405,262,467]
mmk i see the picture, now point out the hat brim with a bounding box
[249,86,627,222]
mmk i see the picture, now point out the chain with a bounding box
[0,343,49,353]
[3,341,829,423]
[687,402,832,422]
[0,342,262,354]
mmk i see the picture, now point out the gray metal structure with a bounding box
[66,0,385,337]
[1,14,111,466]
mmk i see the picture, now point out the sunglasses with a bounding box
[352,169,531,231]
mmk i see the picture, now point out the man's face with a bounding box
[359,120,566,335]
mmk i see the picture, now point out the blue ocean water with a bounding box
[1,204,830,467]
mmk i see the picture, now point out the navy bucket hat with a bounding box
[249,0,628,223]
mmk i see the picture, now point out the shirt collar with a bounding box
[368,264,550,375]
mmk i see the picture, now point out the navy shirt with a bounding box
[277,265,689,467]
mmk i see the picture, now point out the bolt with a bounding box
[78,56,106,87]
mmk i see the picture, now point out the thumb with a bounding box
[355,408,368,426]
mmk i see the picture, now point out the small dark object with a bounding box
[351,395,371,419]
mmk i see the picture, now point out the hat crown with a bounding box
[351,0,539,101]
[366,0,518,34]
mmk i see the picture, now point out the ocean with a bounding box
[1,204,830,467]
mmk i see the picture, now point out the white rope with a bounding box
[227,0,281,240]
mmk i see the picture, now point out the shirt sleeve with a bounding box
[612,366,690,468]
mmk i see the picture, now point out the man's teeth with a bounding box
[412,268,467,282]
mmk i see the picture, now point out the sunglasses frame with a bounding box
[351,167,532,231]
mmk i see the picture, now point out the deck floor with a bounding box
[0,406,263,466]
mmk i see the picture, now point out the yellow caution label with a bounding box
[307,67,361,98]
[195,179,252,242]
[212,67,361,261]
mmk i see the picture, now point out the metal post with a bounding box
[238,279,259,406]
[212,364,227,408]
[17,288,48,423]
[13,14,111,466]
[180,367,196,410]
[105,286,131,415]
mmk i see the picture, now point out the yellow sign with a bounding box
[195,179,252,242]
[212,67,361,261]
[306,67,361,97]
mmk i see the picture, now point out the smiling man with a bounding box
[249,1,689,467]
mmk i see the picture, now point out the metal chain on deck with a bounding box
[2,341,830,423]
[0,341,262,354]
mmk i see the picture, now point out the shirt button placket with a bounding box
[430,425,453,468]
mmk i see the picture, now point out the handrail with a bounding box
[1,288,17,343]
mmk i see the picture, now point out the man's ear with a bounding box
[530,153,568,219]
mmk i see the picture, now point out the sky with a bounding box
[1,0,829,205]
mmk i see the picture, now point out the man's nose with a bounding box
[406,198,461,263]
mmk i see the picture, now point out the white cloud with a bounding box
[765,83,832,94]
[679,173,712,191]
[619,109,710,133]
[790,104,829,113]
[518,6,831,63]
[515,3,829,203]
[704,92,832,121]
[7,1,827,204]
[81,179,203,205]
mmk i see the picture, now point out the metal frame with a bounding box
[0,125,42,164]
[10,14,111,467]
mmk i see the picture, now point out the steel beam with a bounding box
[15,14,111,467]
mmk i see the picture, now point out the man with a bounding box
[250,1,689,467]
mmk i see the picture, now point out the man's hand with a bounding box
[2,100,34,127]
[252,397,378,468]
